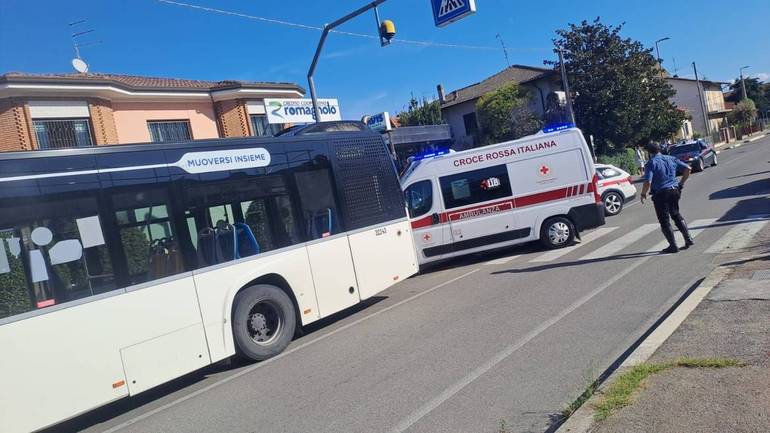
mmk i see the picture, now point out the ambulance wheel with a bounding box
[602,191,624,216]
[540,216,576,249]
[232,284,296,361]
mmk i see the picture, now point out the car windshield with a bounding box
[669,143,700,154]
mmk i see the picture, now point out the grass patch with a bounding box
[593,357,743,421]
[562,381,598,418]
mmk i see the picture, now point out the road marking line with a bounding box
[581,224,658,260]
[388,251,655,433]
[530,227,618,263]
[646,218,716,252]
[102,268,481,433]
[484,254,521,265]
[705,220,769,254]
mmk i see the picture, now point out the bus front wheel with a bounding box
[232,284,296,361]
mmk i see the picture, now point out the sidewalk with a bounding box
[569,225,770,433]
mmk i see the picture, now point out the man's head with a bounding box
[645,142,661,155]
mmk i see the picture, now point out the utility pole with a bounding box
[496,34,510,67]
[654,37,670,77]
[308,0,389,122]
[739,65,750,101]
[558,47,576,125]
[692,62,711,138]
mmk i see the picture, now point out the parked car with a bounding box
[668,140,717,172]
[595,164,637,216]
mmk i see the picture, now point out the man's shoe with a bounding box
[681,240,695,250]
[660,245,679,254]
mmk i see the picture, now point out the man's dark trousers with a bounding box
[652,187,692,247]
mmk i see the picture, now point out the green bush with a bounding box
[598,148,637,174]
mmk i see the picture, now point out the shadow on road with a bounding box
[727,169,770,180]
[717,197,770,222]
[709,178,770,200]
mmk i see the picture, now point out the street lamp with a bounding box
[739,65,750,101]
[557,46,577,125]
[654,37,670,76]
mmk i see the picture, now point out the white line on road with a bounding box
[530,226,618,263]
[484,254,521,265]
[705,220,769,254]
[102,267,481,433]
[388,252,656,433]
[581,224,658,260]
[646,218,717,253]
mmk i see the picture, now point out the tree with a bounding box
[475,82,542,145]
[548,18,686,154]
[728,98,758,130]
[727,77,769,113]
[397,96,443,126]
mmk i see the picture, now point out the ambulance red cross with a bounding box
[401,126,605,265]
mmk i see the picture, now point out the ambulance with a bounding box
[401,126,605,265]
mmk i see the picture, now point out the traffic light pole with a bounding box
[308,0,387,122]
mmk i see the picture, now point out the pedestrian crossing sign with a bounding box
[431,0,476,27]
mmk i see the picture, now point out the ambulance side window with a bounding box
[439,165,512,209]
[404,180,433,218]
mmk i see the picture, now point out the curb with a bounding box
[555,266,730,433]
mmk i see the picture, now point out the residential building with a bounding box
[666,77,730,141]
[438,65,562,149]
[0,72,305,152]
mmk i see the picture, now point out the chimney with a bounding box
[437,84,445,104]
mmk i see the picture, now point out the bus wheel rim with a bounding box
[247,300,283,346]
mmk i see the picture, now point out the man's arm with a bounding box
[641,161,653,203]
[641,181,651,204]
[676,160,691,188]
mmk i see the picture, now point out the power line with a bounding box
[156,0,546,52]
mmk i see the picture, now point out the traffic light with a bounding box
[380,19,396,46]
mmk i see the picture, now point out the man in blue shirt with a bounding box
[640,143,693,254]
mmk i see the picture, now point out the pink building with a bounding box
[0,72,305,152]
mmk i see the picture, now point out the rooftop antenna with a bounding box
[671,57,680,77]
[496,34,510,67]
[69,19,101,73]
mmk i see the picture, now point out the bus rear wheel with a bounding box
[232,284,296,361]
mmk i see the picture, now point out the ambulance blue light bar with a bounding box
[543,122,575,133]
[413,149,450,160]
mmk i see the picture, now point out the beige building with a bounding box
[666,77,730,141]
[438,65,562,149]
[0,72,305,152]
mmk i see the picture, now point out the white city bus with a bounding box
[0,122,418,433]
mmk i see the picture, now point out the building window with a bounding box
[32,118,94,150]
[147,120,192,143]
[463,112,478,137]
[250,114,281,137]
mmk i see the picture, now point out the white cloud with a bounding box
[755,72,769,83]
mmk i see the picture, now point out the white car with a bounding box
[595,163,637,216]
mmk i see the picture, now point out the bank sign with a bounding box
[265,98,341,124]
[431,0,476,27]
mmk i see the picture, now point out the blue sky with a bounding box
[2,0,769,119]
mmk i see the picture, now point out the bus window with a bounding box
[0,196,115,319]
[184,173,303,268]
[112,189,184,285]
[293,167,341,239]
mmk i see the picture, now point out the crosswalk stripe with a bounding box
[484,254,521,265]
[530,226,618,263]
[647,218,717,252]
[581,224,658,260]
[705,220,769,254]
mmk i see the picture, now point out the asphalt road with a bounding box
[51,134,770,433]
